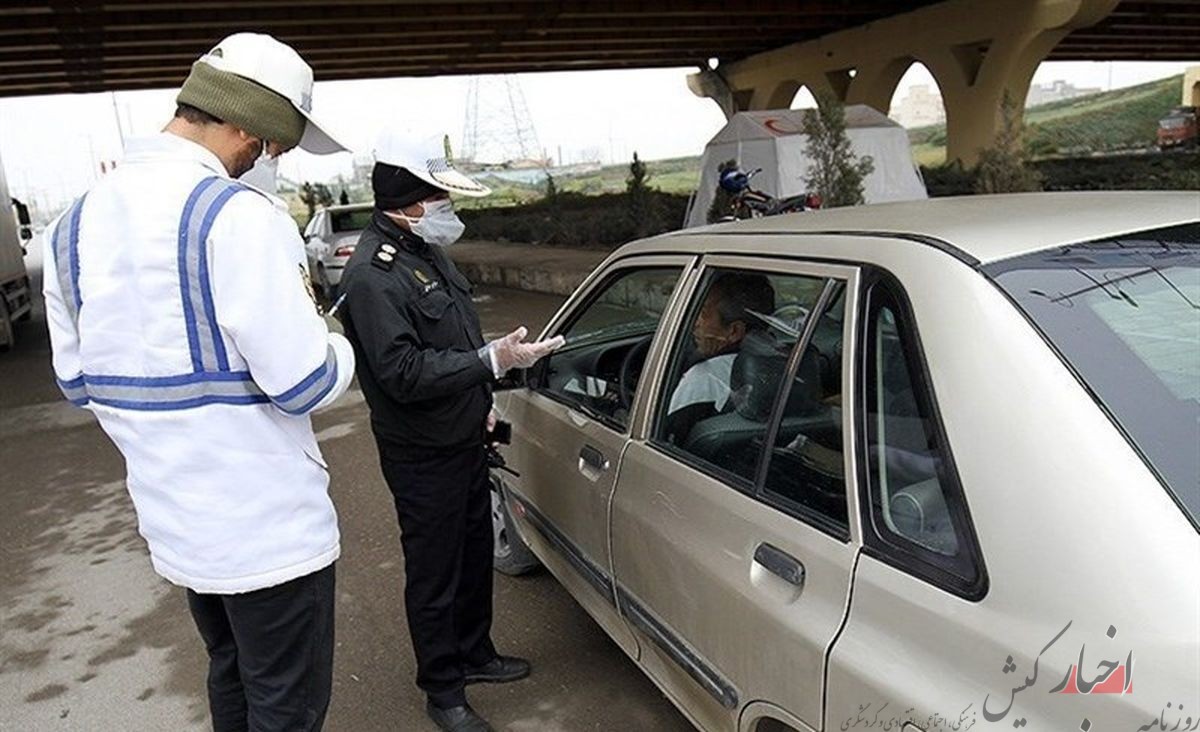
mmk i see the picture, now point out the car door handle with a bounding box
[753,543,805,588]
[578,445,610,473]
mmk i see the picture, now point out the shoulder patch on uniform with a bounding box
[371,243,396,271]
[300,264,319,311]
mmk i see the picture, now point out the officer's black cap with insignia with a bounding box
[371,129,490,212]
[372,164,443,212]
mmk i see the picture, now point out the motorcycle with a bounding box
[718,167,821,221]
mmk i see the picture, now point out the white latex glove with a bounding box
[490,326,565,374]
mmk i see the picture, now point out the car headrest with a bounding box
[730,333,826,421]
[729,333,786,421]
[889,477,959,556]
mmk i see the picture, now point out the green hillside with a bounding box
[909,74,1184,158]
[289,74,1189,225]
[489,75,1186,201]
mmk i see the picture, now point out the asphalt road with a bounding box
[0,249,692,731]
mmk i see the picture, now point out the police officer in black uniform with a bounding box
[338,131,563,732]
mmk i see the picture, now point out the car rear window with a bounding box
[984,223,1200,528]
[330,209,373,233]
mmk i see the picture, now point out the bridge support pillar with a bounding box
[1183,66,1200,107]
[689,0,1119,166]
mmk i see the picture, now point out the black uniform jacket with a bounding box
[340,211,493,453]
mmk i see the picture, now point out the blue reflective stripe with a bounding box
[51,196,86,327]
[51,198,87,408]
[196,183,245,371]
[270,345,339,415]
[62,370,271,411]
[83,370,256,387]
[178,177,251,372]
[56,376,88,405]
[68,196,85,312]
[179,177,219,372]
[88,394,272,411]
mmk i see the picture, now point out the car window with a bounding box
[984,225,1199,528]
[539,267,682,431]
[330,208,373,233]
[307,212,327,239]
[861,278,984,598]
[760,283,849,535]
[654,267,827,486]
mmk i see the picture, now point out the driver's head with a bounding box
[693,272,775,358]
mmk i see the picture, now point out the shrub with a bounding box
[460,191,689,248]
[974,91,1043,194]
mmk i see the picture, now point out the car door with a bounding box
[610,255,862,732]
[823,268,993,732]
[500,257,693,656]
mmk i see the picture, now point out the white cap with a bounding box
[373,128,490,197]
[196,33,348,154]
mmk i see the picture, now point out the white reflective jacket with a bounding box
[43,133,355,593]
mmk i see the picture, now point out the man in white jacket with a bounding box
[43,34,354,732]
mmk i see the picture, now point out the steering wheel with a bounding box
[617,337,653,409]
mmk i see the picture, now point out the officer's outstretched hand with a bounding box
[490,326,565,373]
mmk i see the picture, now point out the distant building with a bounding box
[1026,80,1102,107]
[351,154,374,187]
[890,84,946,128]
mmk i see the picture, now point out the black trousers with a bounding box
[186,563,336,732]
[379,442,497,709]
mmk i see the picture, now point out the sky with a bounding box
[0,59,1195,214]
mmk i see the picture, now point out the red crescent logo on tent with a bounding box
[763,117,801,135]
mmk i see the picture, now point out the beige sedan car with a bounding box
[491,193,1199,732]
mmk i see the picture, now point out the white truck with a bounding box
[0,146,34,352]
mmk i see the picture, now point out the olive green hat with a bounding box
[175,33,347,153]
[177,61,305,148]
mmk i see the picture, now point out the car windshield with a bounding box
[984,223,1200,528]
[330,208,373,234]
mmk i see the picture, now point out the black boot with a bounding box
[426,700,493,732]
[463,655,532,685]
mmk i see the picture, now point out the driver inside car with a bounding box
[666,272,776,443]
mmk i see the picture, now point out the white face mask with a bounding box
[239,141,279,193]
[404,199,465,247]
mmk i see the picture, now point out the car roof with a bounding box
[316,203,372,214]
[640,192,1199,265]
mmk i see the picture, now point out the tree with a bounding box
[299,182,319,221]
[626,151,649,195]
[544,173,558,200]
[625,152,657,237]
[974,90,1043,194]
[300,182,337,224]
[802,93,874,207]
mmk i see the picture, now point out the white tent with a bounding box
[684,105,927,228]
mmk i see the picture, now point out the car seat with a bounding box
[682,333,825,471]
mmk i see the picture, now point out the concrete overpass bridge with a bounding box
[0,0,1195,163]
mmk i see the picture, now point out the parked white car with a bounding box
[491,192,1200,732]
[303,203,372,299]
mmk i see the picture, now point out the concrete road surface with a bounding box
[0,248,692,732]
